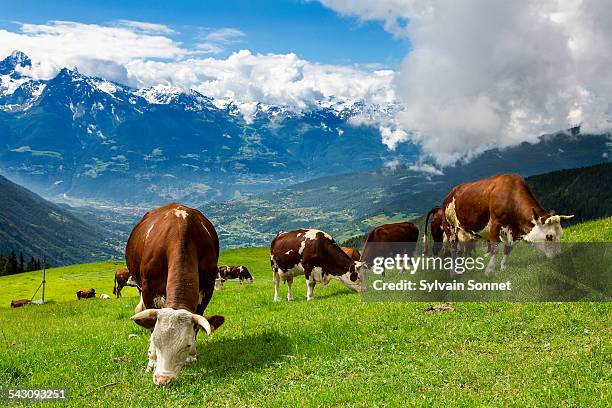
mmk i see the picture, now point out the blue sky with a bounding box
[0,0,408,68]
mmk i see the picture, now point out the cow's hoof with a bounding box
[485,267,495,277]
[273,297,280,302]
[287,297,294,302]
[306,297,314,301]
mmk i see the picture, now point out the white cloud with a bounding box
[204,28,245,44]
[116,20,177,34]
[0,20,185,80]
[126,50,396,112]
[317,0,612,165]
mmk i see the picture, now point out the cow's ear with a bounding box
[206,315,225,331]
[131,309,158,331]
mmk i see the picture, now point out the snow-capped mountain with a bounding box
[0,51,416,206]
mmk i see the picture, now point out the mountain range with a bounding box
[0,51,414,207]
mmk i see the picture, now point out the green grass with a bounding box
[562,217,612,242]
[0,221,611,406]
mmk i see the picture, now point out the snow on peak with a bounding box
[135,85,184,104]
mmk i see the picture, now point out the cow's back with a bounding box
[125,203,219,310]
[443,174,539,232]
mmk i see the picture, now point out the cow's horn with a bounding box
[191,314,213,336]
[131,309,158,321]
[559,214,574,220]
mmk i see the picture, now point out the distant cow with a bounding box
[126,203,224,386]
[360,222,420,267]
[76,289,96,300]
[99,294,111,300]
[442,173,573,276]
[340,247,361,261]
[113,268,141,298]
[218,265,254,284]
[10,299,30,308]
[423,206,444,256]
[270,229,364,301]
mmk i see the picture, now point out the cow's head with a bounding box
[336,261,365,292]
[131,308,224,386]
[524,209,574,258]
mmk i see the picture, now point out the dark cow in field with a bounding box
[10,299,30,308]
[113,267,141,298]
[423,206,444,256]
[442,173,573,276]
[360,222,420,268]
[218,265,254,283]
[340,246,361,262]
[76,289,96,300]
[270,229,364,301]
[126,202,224,386]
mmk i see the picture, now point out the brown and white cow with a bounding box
[422,206,444,256]
[10,299,31,308]
[340,247,361,262]
[442,173,573,276]
[360,222,420,267]
[125,202,224,386]
[270,229,364,301]
[113,267,141,298]
[218,265,254,284]
[76,288,96,300]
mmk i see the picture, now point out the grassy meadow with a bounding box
[0,220,610,406]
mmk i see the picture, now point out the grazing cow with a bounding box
[442,173,573,276]
[113,268,141,298]
[422,206,444,256]
[340,246,361,261]
[218,265,254,284]
[76,289,96,300]
[10,299,30,308]
[99,294,111,300]
[360,222,420,267]
[270,229,364,301]
[126,202,224,386]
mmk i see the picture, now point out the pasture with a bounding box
[0,221,611,406]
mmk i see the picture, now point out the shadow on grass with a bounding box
[190,330,291,380]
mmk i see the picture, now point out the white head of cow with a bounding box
[336,261,365,292]
[131,308,217,386]
[523,210,574,258]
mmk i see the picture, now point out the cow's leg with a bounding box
[286,277,295,301]
[500,244,513,271]
[273,269,280,302]
[306,277,316,301]
[146,336,157,371]
[485,224,501,276]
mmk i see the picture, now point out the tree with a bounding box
[18,252,24,274]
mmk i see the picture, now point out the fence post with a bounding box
[42,258,46,304]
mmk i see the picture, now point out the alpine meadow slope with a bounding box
[0,174,121,265]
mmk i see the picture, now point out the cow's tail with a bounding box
[113,274,117,296]
[423,206,440,256]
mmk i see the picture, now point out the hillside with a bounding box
[527,163,612,224]
[0,174,121,265]
[1,244,610,405]
[202,132,612,247]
